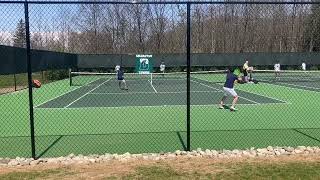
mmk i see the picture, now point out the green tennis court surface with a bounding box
[1,73,320,158]
[36,76,284,109]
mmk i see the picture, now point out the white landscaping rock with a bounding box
[306,147,314,153]
[267,146,273,151]
[175,150,181,156]
[294,149,304,154]
[20,159,33,166]
[314,147,320,153]
[30,159,42,166]
[274,150,281,156]
[211,150,218,157]
[284,147,294,152]
[167,154,176,159]
[8,160,19,166]
[297,146,306,151]
[2,146,320,166]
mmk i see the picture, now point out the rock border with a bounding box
[1,146,319,167]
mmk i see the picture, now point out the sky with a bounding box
[0,0,314,43]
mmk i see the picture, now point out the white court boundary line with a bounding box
[34,77,103,108]
[258,79,320,94]
[277,81,320,90]
[34,84,86,108]
[190,79,221,91]
[191,78,260,104]
[35,76,290,109]
[89,90,221,95]
[236,88,288,104]
[148,80,158,93]
[193,77,289,104]
[234,84,289,103]
[239,96,260,104]
[64,77,112,108]
[35,102,290,110]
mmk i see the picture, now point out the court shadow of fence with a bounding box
[35,131,188,158]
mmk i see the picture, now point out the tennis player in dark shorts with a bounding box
[243,60,249,82]
[219,69,242,111]
[117,69,128,90]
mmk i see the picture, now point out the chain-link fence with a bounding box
[1,1,320,159]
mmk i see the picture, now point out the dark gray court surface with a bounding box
[36,77,286,109]
[268,81,320,92]
[253,73,320,92]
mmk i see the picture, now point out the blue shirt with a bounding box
[117,70,124,80]
[224,72,238,88]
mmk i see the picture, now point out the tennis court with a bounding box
[1,71,320,158]
[253,70,320,92]
[35,73,285,109]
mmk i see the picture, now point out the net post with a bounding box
[24,1,36,160]
[186,2,191,152]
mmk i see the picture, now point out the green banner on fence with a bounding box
[135,54,153,74]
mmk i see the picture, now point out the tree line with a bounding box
[8,1,320,54]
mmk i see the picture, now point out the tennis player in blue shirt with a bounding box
[117,68,128,90]
[219,68,242,111]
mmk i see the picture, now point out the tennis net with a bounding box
[69,70,320,87]
[69,70,228,86]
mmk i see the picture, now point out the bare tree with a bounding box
[147,4,167,53]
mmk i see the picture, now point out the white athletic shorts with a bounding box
[275,68,280,72]
[223,87,238,97]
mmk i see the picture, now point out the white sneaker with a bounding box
[230,107,237,111]
[219,105,225,109]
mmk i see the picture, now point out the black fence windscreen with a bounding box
[77,52,320,69]
[0,45,77,75]
[1,1,320,159]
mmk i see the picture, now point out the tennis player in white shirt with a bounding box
[160,62,165,77]
[274,62,281,78]
[302,62,306,71]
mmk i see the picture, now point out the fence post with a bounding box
[13,73,17,91]
[24,1,36,159]
[186,2,191,152]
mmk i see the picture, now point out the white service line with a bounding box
[148,80,158,93]
[64,77,112,108]
[236,87,288,103]
[190,79,222,91]
[239,96,260,104]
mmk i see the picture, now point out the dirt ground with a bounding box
[0,86,26,94]
[1,155,320,179]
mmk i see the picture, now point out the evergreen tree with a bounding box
[12,19,26,48]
